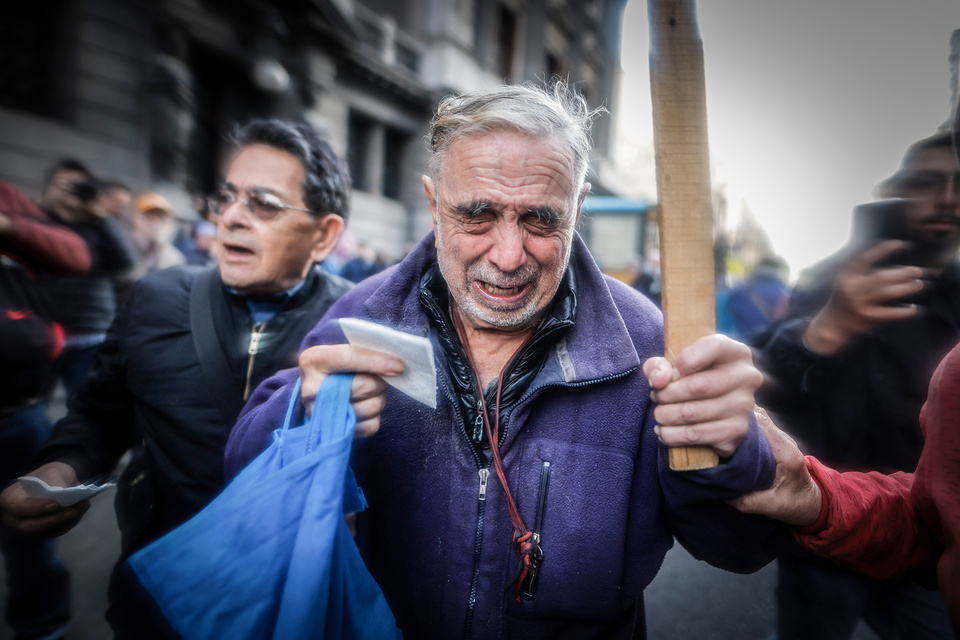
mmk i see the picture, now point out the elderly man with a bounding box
[226,83,785,639]
[0,119,352,637]
[751,130,960,640]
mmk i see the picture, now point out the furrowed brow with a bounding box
[525,206,564,224]
[453,201,493,218]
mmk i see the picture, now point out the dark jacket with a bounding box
[41,264,351,555]
[753,250,960,473]
[227,233,786,640]
[34,211,137,336]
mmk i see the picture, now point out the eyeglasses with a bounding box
[207,188,321,221]
[896,170,960,194]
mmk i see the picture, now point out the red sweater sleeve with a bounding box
[793,456,932,580]
[0,181,91,274]
[914,344,960,631]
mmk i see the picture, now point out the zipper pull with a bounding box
[472,414,484,442]
[521,544,544,600]
[248,326,264,355]
[478,468,489,501]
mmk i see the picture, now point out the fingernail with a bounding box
[44,502,59,512]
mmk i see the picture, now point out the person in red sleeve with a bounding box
[733,340,960,635]
[0,180,91,275]
[0,179,92,640]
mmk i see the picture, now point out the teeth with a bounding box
[483,283,519,296]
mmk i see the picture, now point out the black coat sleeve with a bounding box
[39,299,136,480]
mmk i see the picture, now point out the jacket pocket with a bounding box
[519,459,551,600]
[506,440,645,624]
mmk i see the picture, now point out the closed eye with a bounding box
[523,208,564,233]
[454,202,497,230]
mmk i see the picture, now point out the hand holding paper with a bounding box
[17,476,115,507]
[339,317,437,409]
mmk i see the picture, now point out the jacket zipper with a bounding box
[463,456,488,640]
[432,364,487,640]
[243,322,266,401]
[521,460,551,600]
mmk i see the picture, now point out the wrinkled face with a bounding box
[425,130,587,333]
[216,144,341,296]
[899,146,960,248]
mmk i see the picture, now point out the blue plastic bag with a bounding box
[126,374,401,639]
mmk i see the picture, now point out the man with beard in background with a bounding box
[752,130,960,639]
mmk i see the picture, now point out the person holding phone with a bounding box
[750,130,960,639]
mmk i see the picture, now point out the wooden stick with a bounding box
[648,0,719,470]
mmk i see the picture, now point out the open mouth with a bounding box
[222,242,255,257]
[481,282,522,296]
[476,280,530,305]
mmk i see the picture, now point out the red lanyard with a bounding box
[452,309,536,601]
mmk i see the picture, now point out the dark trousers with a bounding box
[777,551,952,640]
[0,404,71,640]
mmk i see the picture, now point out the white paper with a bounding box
[339,317,437,409]
[17,476,116,507]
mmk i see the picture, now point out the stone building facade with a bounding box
[0,0,627,260]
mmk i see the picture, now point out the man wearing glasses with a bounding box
[0,119,352,638]
[751,130,960,640]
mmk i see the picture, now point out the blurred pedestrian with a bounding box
[341,241,386,283]
[96,180,134,223]
[0,120,352,639]
[179,219,217,266]
[32,159,138,401]
[752,130,960,640]
[631,247,662,307]
[726,255,790,342]
[114,192,185,301]
[0,179,91,640]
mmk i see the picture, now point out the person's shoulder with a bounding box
[602,273,664,343]
[134,263,205,297]
[314,267,354,299]
[606,273,661,312]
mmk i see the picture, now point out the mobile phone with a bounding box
[70,180,99,203]
[849,199,924,267]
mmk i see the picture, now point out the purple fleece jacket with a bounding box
[225,233,786,640]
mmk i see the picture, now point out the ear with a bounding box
[308,214,345,264]
[575,182,591,226]
[423,175,439,224]
[423,175,440,246]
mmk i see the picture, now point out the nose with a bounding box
[217,198,252,229]
[487,221,528,273]
[936,175,960,212]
